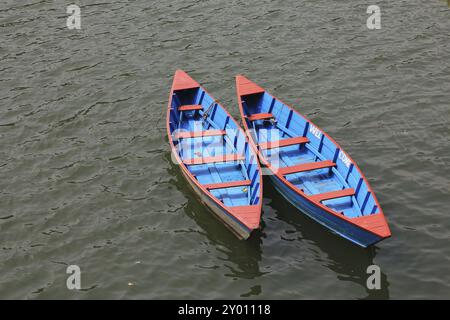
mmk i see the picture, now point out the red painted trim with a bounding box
[246,113,274,121]
[260,136,309,150]
[278,160,335,175]
[235,75,265,96]
[351,214,391,238]
[235,75,391,239]
[174,129,225,139]
[178,104,203,111]
[166,70,263,233]
[183,154,245,165]
[229,205,261,229]
[172,70,200,91]
[203,179,251,190]
[309,188,355,203]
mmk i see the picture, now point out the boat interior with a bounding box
[241,92,380,219]
[168,87,261,209]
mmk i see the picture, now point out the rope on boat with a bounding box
[201,100,217,124]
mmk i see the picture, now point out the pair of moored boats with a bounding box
[166,70,391,247]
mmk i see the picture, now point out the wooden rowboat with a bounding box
[166,70,263,239]
[236,75,391,247]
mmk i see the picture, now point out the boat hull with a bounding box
[167,70,263,240]
[268,173,382,248]
[178,155,253,240]
[235,74,390,247]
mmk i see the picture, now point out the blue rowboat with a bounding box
[166,70,263,239]
[236,75,391,247]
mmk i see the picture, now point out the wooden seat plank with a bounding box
[246,113,274,121]
[174,129,225,139]
[178,104,203,112]
[278,160,335,175]
[260,136,309,150]
[309,188,355,203]
[183,154,245,165]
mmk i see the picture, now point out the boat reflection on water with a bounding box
[264,178,390,299]
[166,152,265,296]
[165,150,390,299]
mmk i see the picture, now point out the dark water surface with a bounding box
[1,0,449,299]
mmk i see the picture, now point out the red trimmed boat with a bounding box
[236,75,391,247]
[166,70,263,239]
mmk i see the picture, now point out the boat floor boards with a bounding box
[257,125,360,218]
[179,117,250,207]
